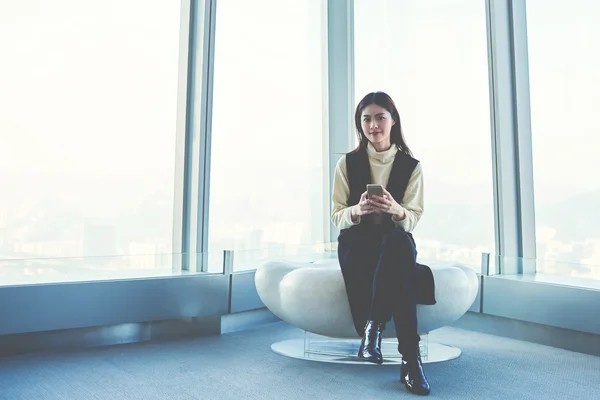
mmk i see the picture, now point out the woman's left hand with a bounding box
[369,188,405,219]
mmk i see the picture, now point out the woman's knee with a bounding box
[381,228,412,248]
[380,229,417,261]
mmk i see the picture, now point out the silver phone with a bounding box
[366,184,384,199]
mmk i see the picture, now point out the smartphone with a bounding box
[366,184,384,199]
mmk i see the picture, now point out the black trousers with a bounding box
[338,224,420,354]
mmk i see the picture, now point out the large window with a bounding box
[354,0,494,269]
[527,0,600,280]
[208,0,327,270]
[0,1,181,283]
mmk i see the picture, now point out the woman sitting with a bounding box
[331,91,434,396]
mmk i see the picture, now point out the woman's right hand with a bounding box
[351,191,376,220]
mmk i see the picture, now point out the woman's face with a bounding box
[360,104,395,150]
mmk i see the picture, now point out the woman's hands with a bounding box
[351,188,406,222]
[369,188,403,216]
[351,191,376,220]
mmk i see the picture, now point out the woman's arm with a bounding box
[391,162,424,233]
[331,156,361,230]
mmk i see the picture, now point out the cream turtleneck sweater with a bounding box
[331,143,424,233]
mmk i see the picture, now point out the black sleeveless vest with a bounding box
[344,146,419,231]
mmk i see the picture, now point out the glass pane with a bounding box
[0,252,220,286]
[354,0,494,270]
[208,0,327,271]
[0,1,181,280]
[527,0,600,280]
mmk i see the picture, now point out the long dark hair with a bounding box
[353,91,413,157]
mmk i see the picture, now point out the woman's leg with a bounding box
[338,227,388,364]
[337,227,382,335]
[368,227,420,353]
[370,227,430,394]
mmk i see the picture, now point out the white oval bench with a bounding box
[255,258,479,363]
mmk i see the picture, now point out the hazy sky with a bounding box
[1,0,598,259]
[2,0,598,204]
[0,0,179,216]
[527,0,600,196]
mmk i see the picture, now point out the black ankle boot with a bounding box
[357,321,384,364]
[400,347,430,395]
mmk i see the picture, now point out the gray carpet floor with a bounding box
[0,322,599,400]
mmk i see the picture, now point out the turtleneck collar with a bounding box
[366,142,398,163]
